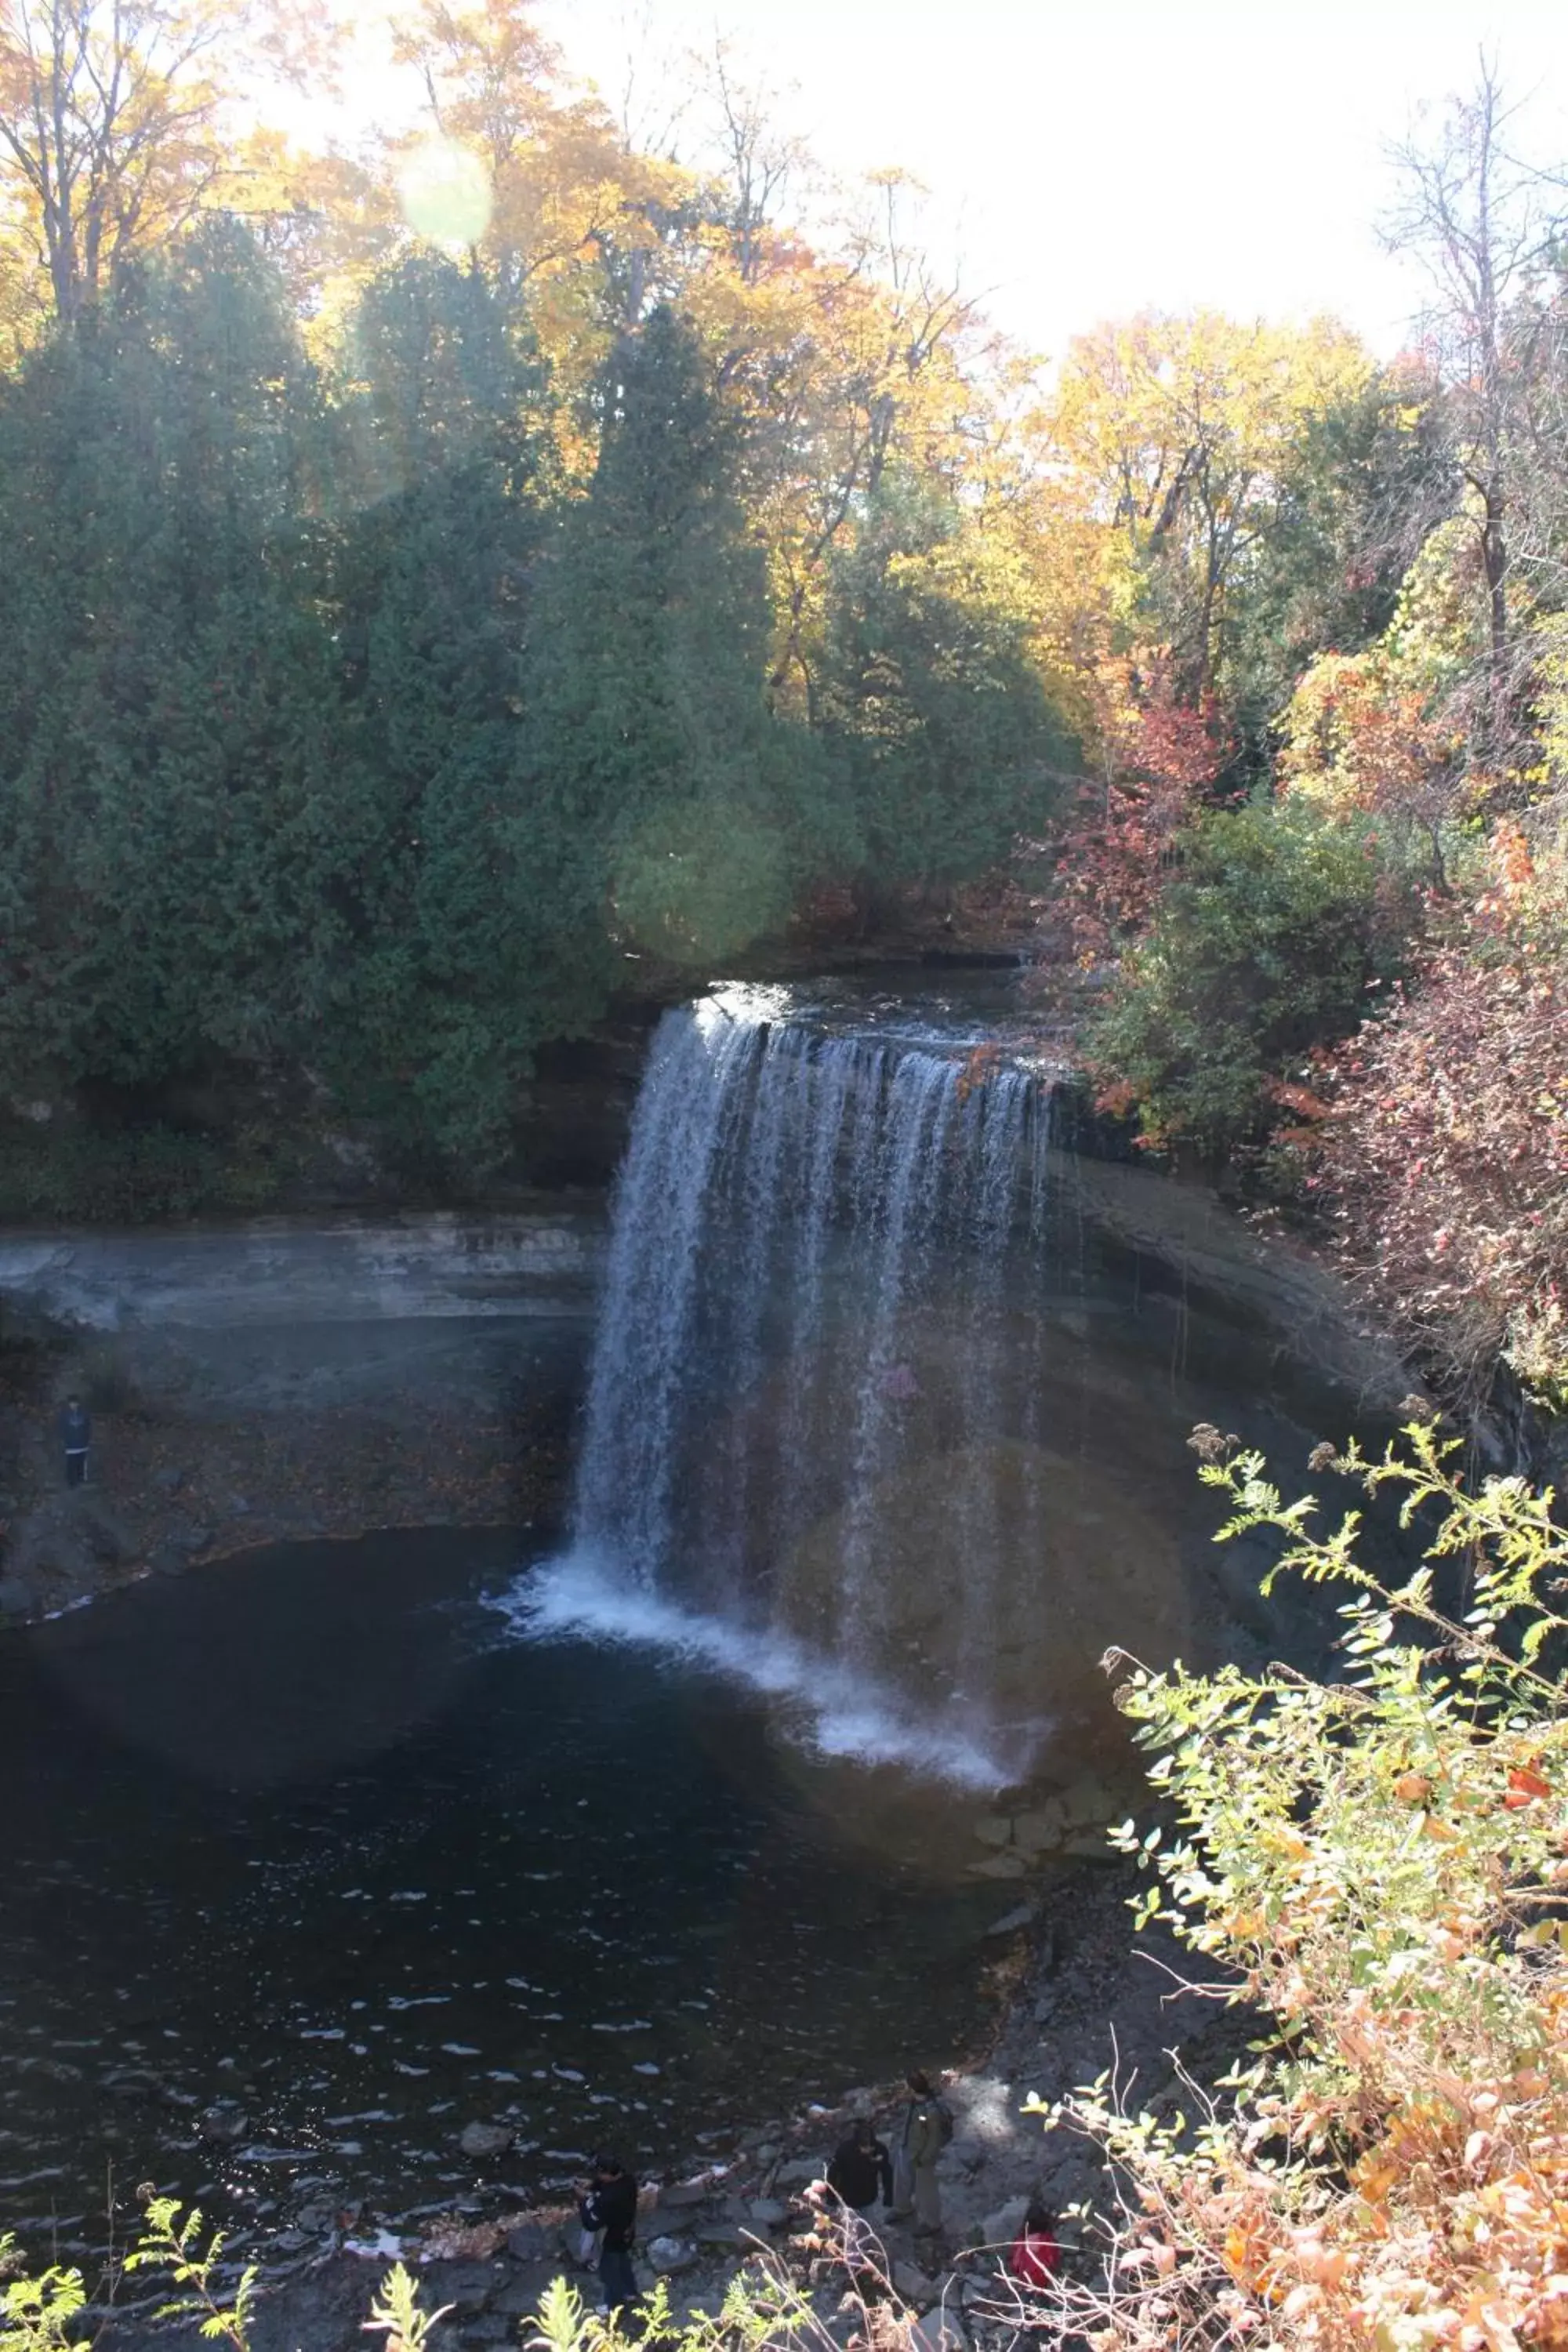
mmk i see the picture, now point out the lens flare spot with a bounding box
[397,139,492,246]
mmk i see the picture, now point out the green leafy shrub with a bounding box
[1029,1413,1568,2349]
[1088,798,1414,1160]
[0,1121,299,1222]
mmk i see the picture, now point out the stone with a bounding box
[423,2261,499,2317]
[983,1901,1040,1940]
[892,2263,937,2308]
[151,1466,187,1494]
[493,2265,561,2316]
[941,2136,987,2179]
[655,2182,714,2209]
[748,2198,789,2229]
[692,2221,744,2249]
[979,2198,1030,2249]
[646,2237,695,2275]
[180,1526,214,1555]
[910,2317,966,2352]
[148,1539,191,1577]
[1010,1802,1065,1853]
[504,2226,550,2264]
[967,1852,1027,1881]
[1058,1775,1117,1830]
[459,2122,514,2160]
[774,2159,821,2187]
[1062,1831,1114,1859]
[972,1815,1012,1848]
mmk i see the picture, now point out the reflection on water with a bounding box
[0,1530,1005,2258]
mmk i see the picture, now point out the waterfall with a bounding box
[514,986,1061,1788]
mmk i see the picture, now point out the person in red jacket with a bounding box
[1008,2200,1062,2288]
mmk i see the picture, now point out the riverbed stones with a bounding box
[982,1901,1040,1939]
[1010,1802,1065,1853]
[892,2261,938,2307]
[459,2122,514,2160]
[966,1851,1027,1880]
[423,2260,502,2317]
[748,2198,789,2229]
[971,1815,1012,1848]
[647,2236,695,2274]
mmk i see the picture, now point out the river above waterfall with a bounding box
[0,1526,1011,2254]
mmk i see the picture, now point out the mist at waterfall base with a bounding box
[505,985,1155,1791]
[0,1530,1004,2249]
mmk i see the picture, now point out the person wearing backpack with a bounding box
[579,2151,639,2317]
[891,2069,952,2236]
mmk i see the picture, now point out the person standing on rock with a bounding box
[579,2151,639,2318]
[58,1396,91,1490]
[822,2119,892,2283]
[890,2070,949,2236]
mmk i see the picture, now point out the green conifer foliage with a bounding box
[816,474,1074,901]
[518,303,825,966]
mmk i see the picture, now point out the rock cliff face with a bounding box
[0,1213,606,1615]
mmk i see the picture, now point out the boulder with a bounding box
[773,2159,820,2187]
[967,1853,1027,1881]
[459,2122,514,2160]
[983,1902,1040,1940]
[972,1815,1013,1849]
[655,2182,713,2210]
[1010,1802,1065,1853]
[748,2198,789,2229]
[1058,1775,1117,1830]
[892,2263,937,2309]
[422,2261,499,2317]
[979,2198,1030,2249]
[646,2237,695,2275]
[504,2226,550,2264]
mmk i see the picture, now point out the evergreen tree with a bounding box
[0,218,348,1099]
[815,475,1073,908]
[518,302,826,966]
[322,254,590,1167]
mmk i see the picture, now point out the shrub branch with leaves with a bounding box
[1028,1413,1568,2350]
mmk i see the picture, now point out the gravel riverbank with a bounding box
[95,1861,1246,2352]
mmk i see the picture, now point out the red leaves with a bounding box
[1503,1765,1552,1808]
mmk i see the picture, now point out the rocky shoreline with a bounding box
[92,1861,1245,2352]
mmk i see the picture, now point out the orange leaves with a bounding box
[1504,1765,1552,1808]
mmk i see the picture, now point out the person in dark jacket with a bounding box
[826,2118,893,2215]
[58,1397,91,1489]
[579,2152,639,2316]
[891,2068,949,2234]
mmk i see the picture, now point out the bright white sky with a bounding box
[328,1,1568,365]
[531,0,1568,361]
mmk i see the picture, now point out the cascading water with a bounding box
[515,985,1069,1788]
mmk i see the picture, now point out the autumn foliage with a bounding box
[1314,834,1568,1405]
[1028,1420,1568,2350]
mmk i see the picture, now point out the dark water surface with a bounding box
[0,1530,1004,2254]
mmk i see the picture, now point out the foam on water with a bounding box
[492,1549,1027,1791]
